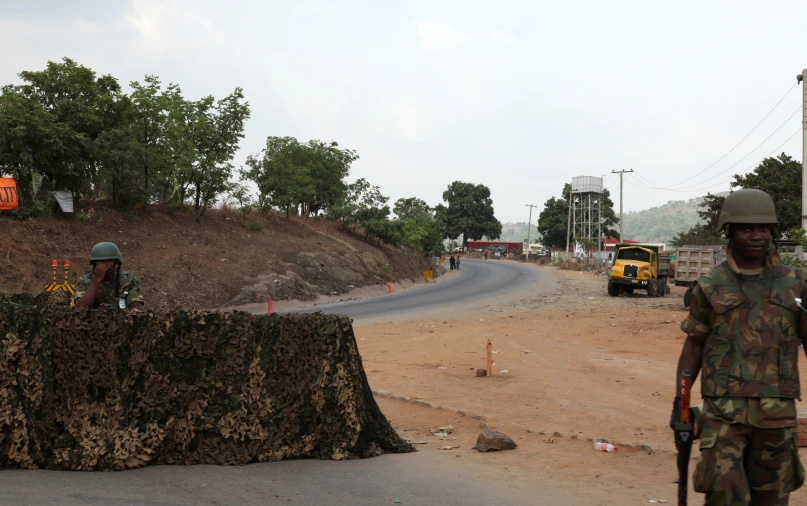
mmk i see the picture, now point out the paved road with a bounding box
[0,452,537,506]
[286,259,542,320]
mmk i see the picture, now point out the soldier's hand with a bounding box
[93,263,109,282]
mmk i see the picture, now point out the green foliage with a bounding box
[537,185,617,249]
[228,181,254,220]
[393,197,431,221]
[75,208,96,222]
[671,152,800,246]
[0,58,250,217]
[667,194,727,248]
[440,181,502,247]
[781,228,807,270]
[382,263,393,273]
[668,223,726,248]
[243,136,357,219]
[239,216,264,231]
[731,153,801,237]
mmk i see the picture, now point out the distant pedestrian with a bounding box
[456,256,461,270]
[449,255,456,270]
[484,250,489,260]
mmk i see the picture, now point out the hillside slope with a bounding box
[0,207,425,310]
[622,193,728,243]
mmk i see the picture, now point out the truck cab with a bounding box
[607,244,669,297]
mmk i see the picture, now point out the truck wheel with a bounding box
[607,280,619,297]
[658,278,667,297]
[647,279,657,297]
[684,287,693,308]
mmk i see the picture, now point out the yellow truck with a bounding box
[607,244,669,297]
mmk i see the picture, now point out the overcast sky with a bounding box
[3,0,806,223]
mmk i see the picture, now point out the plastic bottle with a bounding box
[593,442,618,452]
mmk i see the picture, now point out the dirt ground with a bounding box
[359,265,807,505]
[0,207,425,309]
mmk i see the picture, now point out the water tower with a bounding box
[571,176,603,253]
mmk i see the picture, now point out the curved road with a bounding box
[286,259,543,320]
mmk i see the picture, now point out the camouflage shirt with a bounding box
[681,250,805,428]
[74,267,144,308]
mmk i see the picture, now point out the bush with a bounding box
[239,217,263,231]
[76,208,96,222]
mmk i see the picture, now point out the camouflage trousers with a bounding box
[694,418,804,505]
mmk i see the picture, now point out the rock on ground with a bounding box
[475,430,518,452]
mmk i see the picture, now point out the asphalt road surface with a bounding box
[0,260,545,506]
[287,259,542,321]
[0,452,539,506]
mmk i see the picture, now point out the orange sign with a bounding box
[0,178,19,211]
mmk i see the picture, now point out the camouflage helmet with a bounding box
[90,242,123,264]
[716,189,778,232]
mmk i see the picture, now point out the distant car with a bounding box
[474,248,483,252]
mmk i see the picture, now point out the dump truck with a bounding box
[607,244,670,297]
[674,246,726,306]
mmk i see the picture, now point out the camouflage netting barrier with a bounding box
[0,293,412,470]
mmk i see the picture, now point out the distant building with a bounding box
[466,241,523,254]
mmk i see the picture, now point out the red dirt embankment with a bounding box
[0,207,425,310]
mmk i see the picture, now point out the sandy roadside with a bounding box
[359,265,807,505]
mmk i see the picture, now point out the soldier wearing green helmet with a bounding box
[672,189,807,504]
[74,242,144,309]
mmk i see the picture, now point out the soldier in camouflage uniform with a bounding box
[672,189,806,505]
[74,242,144,309]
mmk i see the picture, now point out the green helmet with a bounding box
[90,242,123,264]
[716,189,778,232]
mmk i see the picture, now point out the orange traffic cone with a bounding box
[388,282,394,294]
[267,296,274,315]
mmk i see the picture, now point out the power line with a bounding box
[624,127,802,194]
[633,106,801,191]
[639,82,798,190]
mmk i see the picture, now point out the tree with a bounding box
[228,181,254,220]
[440,182,502,247]
[393,197,444,256]
[537,186,571,249]
[668,223,725,248]
[297,140,357,217]
[393,197,431,221]
[0,58,132,213]
[130,76,170,210]
[732,153,801,236]
[536,184,618,249]
[668,150,801,247]
[187,88,250,216]
[244,136,312,218]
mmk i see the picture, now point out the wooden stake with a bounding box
[486,339,493,377]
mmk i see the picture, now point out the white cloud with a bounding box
[413,16,472,52]
[489,30,515,43]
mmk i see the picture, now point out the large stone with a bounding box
[475,430,518,452]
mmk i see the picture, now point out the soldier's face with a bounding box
[732,224,772,262]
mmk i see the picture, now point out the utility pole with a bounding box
[565,184,573,256]
[525,204,537,260]
[611,169,634,243]
[801,70,807,230]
